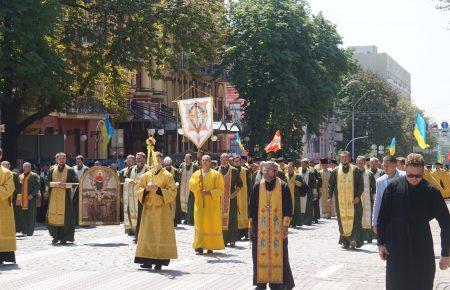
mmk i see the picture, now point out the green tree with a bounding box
[336,67,429,158]
[222,0,352,158]
[0,0,225,164]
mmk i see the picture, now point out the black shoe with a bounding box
[195,248,203,255]
[140,264,153,269]
[52,238,58,244]
[207,250,213,254]
[154,265,162,271]
[60,240,67,245]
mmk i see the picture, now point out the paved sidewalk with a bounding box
[1,201,449,289]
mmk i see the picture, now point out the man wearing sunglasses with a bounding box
[377,153,450,290]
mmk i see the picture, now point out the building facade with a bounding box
[350,45,411,99]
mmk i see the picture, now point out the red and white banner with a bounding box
[265,130,282,153]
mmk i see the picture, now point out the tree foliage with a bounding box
[336,67,429,157]
[0,0,226,163]
[222,0,352,158]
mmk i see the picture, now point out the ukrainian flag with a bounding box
[236,132,245,151]
[388,137,396,156]
[413,113,430,149]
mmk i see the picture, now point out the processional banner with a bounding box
[177,97,214,148]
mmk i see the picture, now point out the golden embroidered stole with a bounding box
[221,167,232,230]
[19,173,30,210]
[257,178,283,284]
[237,168,249,229]
[337,165,354,237]
[48,165,68,226]
[285,173,301,213]
[361,171,372,229]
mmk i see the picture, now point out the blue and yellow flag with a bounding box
[104,117,115,139]
[413,113,430,149]
[236,132,245,151]
[388,137,396,156]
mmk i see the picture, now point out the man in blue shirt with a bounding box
[372,155,405,234]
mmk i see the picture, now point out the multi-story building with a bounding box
[350,45,411,99]
[20,62,238,164]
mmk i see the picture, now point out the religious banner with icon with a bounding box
[177,97,214,149]
[79,166,120,226]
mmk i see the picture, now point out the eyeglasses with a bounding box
[406,174,423,179]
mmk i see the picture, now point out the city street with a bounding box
[1,201,449,289]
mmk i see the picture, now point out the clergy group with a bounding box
[1,148,449,290]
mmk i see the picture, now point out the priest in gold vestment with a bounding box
[189,155,225,254]
[431,162,450,199]
[327,151,364,249]
[249,161,294,289]
[232,155,252,240]
[0,149,16,264]
[134,152,177,270]
[46,152,79,244]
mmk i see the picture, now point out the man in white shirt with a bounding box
[372,155,405,233]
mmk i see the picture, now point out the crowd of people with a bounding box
[0,148,449,290]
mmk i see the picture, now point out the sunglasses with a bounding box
[406,174,423,179]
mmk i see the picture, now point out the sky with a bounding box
[309,0,450,124]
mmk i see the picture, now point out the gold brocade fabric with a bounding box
[361,171,372,229]
[320,169,331,214]
[337,165,354,237]
[135,169,178,260]
[48,165,68,227]
[0,166,16,252]
[220,167,232,231]
[257,178,283,284]
[424,168,445,196]
[285,173,302,213]
[237,168,249,229]
[189,170,225,250]
[19,173,30,210]
[431,169,450,198]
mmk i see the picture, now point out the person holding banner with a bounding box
[219,153,243,247]
[134,151,178,270]
[249,161,294,289]
[46,152,79,245]
[189,155,225,254]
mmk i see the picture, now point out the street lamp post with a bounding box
[352,89,375,161]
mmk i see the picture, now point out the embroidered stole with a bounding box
[48,166,68,226]
[286,174,297,212]
[257,178,283,284]
[237,168,249,229]
[221,167,232,230]
[180,164,194,213]
[361,171,372,229]
[19,173,30,210]
[337,165,354,237]
[300,170,309,213]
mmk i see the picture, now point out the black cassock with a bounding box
[249,178,294,289]
[377,177,450,290]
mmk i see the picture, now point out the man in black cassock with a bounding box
[377,153,450,290]
[249,161,294,290]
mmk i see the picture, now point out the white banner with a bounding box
[177,97,214,149]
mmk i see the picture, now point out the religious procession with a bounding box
[2,1,450,289]
[1,114,450,290]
